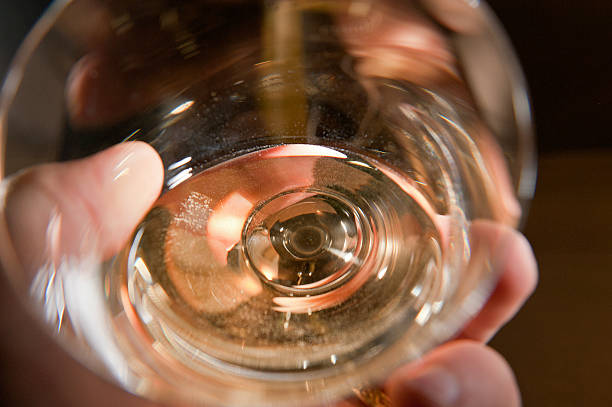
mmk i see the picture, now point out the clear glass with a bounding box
[0,0,535,406]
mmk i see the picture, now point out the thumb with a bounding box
[386,340,521,407]
[1,141,163,278]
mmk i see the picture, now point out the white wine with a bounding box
[113,144,449,373]
[3,0,534,405]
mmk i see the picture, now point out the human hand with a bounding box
[0,1,536,405]
[382,222,537,407]
[0,140,536,407]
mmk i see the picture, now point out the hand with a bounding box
[1,1,536,406]
[0,140,536,407]
[383,223,536,407]
[0,142,165,406]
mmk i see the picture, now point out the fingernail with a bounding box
[392,365,459,407]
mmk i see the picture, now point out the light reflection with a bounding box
[167,156,192,171]
[167,168,193,189]
[376,265,388,280]
[431,300,443,313]
[239,273,262,296]
[134,257,153,284]
[31,251,132,383]
[346,160,373,169]
[415,302,432,326]
[207,192,254,263]
[122,128,141,142]
[114,152,135,176]
[259,263,279,282]
[168,100,194,116]
[261,144,347,159]
[326,247,359,264]
[284,311,292,330]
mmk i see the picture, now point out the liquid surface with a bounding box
[117,144,446,372]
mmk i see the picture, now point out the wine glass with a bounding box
[0,0,535,406]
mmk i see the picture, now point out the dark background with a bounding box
[1,0,611,406]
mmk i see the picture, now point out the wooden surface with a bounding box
[491,150,612,406]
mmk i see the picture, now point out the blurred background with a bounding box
[0,0,611,405]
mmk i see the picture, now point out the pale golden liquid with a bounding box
[115,145,446,372]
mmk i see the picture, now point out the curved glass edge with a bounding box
[0,0,72,179]
[475,1,537,225]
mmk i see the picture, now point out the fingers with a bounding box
[66,52,137,128]
[328,223,535,407]
[2,142,163,275]
[386,340,521,407]
[460,221,538,342]
[475,130,523,226]
[64,3,260,129]
[338,0,460,90]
